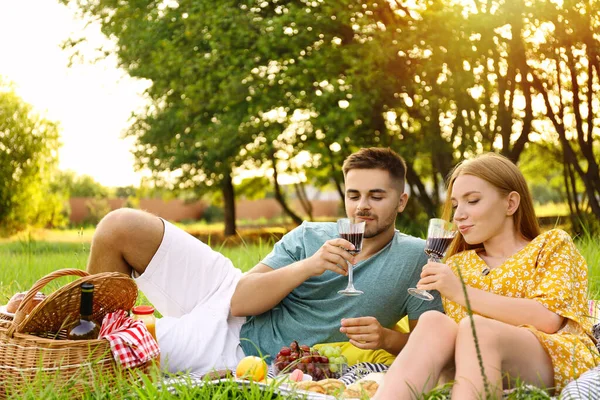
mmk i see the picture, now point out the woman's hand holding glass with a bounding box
[408,218,457,301]
[416,261,462,301]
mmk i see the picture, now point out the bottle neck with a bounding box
[80,289,94,319]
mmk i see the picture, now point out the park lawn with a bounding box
[0,238,288,399]
[0,229,598,399]
[0,238,271,305]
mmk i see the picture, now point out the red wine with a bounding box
[425,237,453,259]
[340,232,363,254]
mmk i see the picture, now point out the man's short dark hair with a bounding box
[342,147,407,192]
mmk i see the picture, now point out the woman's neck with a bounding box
[482,226,529,260]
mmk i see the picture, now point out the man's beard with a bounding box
[362,212,398,239]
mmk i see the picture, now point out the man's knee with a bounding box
[96,208,135,238]
[94,208,154,247]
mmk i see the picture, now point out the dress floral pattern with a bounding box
[442,229,599,391]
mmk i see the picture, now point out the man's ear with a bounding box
[398,192,409,212]
[506,191,520,216]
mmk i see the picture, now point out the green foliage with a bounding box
[0,81,64,235]
[201,205,225,223]
[520,144,572,205]
[397,197,430,238]
[114,185,137,198]
[83,198,112,226]
[60,0,600,226]
[53,170,110,198]
[236,176,274,200]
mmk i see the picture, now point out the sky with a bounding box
[0,0,150,187]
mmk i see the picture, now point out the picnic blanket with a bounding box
[156,317,600,398]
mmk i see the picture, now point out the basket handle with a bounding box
[9,268,90,336]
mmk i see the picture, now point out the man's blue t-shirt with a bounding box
[239,222,443,361]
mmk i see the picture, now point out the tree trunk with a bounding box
[563,151,582,233]
[405,162,437,218]
[333,176,344,202]
[222,171,236,237]
[271,152,303,226]
[326,145,345,201]
[531,73,600,223]
[294,181,314,221]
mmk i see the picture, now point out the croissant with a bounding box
[343,380,379,398]
[319,378,346,394]
[294,380,326,394]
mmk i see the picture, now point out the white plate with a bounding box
[0,305,14,318]
[160,377,337,400]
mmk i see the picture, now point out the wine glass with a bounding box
[337,218,365,296]
[407,218,457,301]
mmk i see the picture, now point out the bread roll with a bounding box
[357,372,385,386]
[294,380,326,394]
[343,380,379,398]
[357,380,379,397]
[319,378,346,394]
[6,292,45,314]
[342,387,362,398]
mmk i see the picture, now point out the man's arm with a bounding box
[230,238,355,317]
[340,318,418,355]
[230,261,312,317]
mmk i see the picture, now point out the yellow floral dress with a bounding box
[442,229,599,391]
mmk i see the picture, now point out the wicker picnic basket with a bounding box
[0,269,152,398]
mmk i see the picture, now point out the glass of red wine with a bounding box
[407,218,457,301]
[337,218,365,296]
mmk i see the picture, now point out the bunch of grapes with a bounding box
[273,341,347,380]
[317,345,348,373]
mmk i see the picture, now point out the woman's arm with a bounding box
[447,286,564,334]
[418,262,564,334]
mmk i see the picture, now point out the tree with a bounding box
[62,0,276,235]
[55,170,110,198]
[0,81,64,235]
[62,0,599,231]
[526,0,600,228]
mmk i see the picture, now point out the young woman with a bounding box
[374,153,599,399]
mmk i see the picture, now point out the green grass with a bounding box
[6,368,307,399]
[1,228,599,398]
[578,231,600,298]
[534,202,570,218]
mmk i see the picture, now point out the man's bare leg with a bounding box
[86,208,164,277]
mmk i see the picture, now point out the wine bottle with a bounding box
[67,282,100,340]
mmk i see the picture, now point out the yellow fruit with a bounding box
[235,356,268,381]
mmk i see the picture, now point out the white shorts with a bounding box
[134,219,246,375]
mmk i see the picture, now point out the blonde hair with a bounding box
[442,153,540,257]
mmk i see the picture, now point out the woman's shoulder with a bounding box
[532,229,585,262]
[535,228,574,246]
[446,249,477,265]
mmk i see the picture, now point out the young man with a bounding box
[87,147,442,375]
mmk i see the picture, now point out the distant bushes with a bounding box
[186,226,289,247]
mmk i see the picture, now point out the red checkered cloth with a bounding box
[99,310,160,369]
